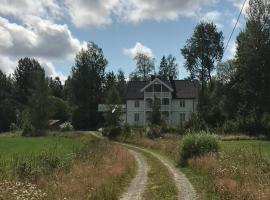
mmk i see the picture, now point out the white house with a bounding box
[98,77,199,127]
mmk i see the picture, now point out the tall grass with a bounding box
[0,134,136,200]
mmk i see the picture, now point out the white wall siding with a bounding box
[126,100,145,126]
[171,99,196,112]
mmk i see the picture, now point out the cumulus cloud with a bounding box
[124,42,154,58]
[201,10,223,28]
[121,0,216,23]
[0,0,61,20]
[0,16,85,79]
[64,0,216,26]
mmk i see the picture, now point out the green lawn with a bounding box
[0,136,84,160]
[221,140,270,159]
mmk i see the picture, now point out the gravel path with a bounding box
[120,149,149,200]
[122,144,198,200]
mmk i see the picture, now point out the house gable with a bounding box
[140,78,174,93]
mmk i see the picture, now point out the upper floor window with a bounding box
[134,100,140,108]
[134,113,140,122]
[180,99,185,107]
[162,98,170,105]
[146,98,153,107]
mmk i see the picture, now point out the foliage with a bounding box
[180,133,219,165]
[48,96,71,122]
[149,96,163,126]
[14,57,45,106]
[69,42,107,130]
[216,59,237,84]
[158,55,178,80]
[48,77,63,98]
[186,113,208,132]
[59,122,74,132]
[104,86,123,127]
[129,53,155,81]
[0,70,16,132]
[146,124,162,139]
[9,123,19,132]
[181,22,224,93]
[234,0,270,118]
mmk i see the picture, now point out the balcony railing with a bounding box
[145,105,170,111]
[144,92,171,98]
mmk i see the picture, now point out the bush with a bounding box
[220,120,239,134]
[180,132,219,166]
[146,124,162,139]
[186,113,208,132]
[10,123,19,132]
[59,122,74,132]
[102,126,123,140]
[48,96,71,122]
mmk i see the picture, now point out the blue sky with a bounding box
[0,0,248,80]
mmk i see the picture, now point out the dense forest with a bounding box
[0,0,269,137]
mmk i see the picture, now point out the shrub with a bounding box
[179,132,219,166]
[221,120,239,134]
[103,126,123,140]
[10,123,19,132]
[146,124,162,139]
[186,113,208,132]
[48,96,71,122]
[59,122,74,132]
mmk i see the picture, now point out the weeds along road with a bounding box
[119,149,149,200]
[120,143,198,200]
[89,132,197,200]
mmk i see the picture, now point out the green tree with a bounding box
[70,42,107,130]
[181,22,224,93]
[235,0,270,116]
[14,57,45,106]
[48,96,71,122]
[116,70,126,103]
[158,55,178,80]
[0,70,16,132]
[48,77,63,98]
[104,86,122,127]
[130,53,155,81]
[149,97,162,125]
[217,59,237,84]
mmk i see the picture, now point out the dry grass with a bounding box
[188,148,270,200]
[127,134,180,161]
[37,140,136,200]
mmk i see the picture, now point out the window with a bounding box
[134,100,140,108]
[180,113,186,121]
[180,99,185,107]
[162,98,170,105]
[134,113,140,122]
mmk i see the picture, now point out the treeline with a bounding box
[183,0,270,136]
[0,41,178,134]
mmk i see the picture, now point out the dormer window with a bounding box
[134,100,140,108]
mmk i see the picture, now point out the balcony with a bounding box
[144,92,171,98]
[145,104,170,111]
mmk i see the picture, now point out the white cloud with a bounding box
[202,10,221,21]
[0,16,85,79]
[124,42,154,58]
[228,0,249,17]
[65,0,120,27]
[201,10,223,28]
[121,0,216,23]
[0,0,61,20]
[227,41,237,59]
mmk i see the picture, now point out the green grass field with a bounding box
[0,135,84,160]
[221,140,270,159]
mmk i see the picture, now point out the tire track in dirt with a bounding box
[120,149,149,200]
[122,144,198,200]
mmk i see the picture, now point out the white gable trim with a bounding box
[140,78,173,92]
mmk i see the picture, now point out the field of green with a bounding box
[0,135,84,160]
[221,140,270,159]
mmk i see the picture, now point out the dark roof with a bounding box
[126,79,199,99]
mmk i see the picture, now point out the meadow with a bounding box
[0,132,136,200]
[126,132,270,200]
